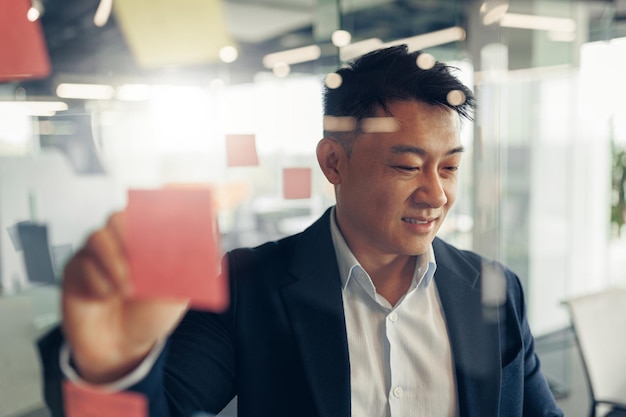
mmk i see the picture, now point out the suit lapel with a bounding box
[433,239,502,417]
[279,210,351,417]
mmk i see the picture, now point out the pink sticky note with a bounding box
[226,134,259,167]
[63,381,147,417]
[0,0,51,82]
[283,168,312,199]
[126,188,228,311]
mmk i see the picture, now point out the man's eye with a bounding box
[444,166,459,172]
[395,166,419,172]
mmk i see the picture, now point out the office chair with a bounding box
[563,288,626,417]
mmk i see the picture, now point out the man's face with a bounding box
[330,100,463,261]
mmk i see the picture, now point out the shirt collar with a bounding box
[329,207,437,292]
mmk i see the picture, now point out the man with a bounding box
[39,45,563,417]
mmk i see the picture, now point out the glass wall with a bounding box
[1,0,625,416]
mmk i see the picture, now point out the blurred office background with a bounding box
[1,0,626,416]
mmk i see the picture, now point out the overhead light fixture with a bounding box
[340,38,384,62]
[94,0,113,27]
[26,7,40,22]
[56,83,115,100]
[499,13,576,33]
[116,84,152,101]
[0,101,68,117]
[547,30,577,42]
[480,0,509,25]
[331,30,352,48]
[262,45,321,68]
[219,46,239,63]
[27,0,44,22]
[272,62,291,78]
[385,26,466,51]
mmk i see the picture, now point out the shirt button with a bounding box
[388,312,398,322]
[393,386,403,398]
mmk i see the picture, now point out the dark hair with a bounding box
[323,45,475,150]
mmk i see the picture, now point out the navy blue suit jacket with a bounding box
[39,208,563,417]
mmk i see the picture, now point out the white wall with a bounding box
[0,152,124,295]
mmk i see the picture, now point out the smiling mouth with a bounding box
[401,217,435,224]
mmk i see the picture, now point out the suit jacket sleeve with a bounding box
[37,256,239,417]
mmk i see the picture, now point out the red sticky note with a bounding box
[283,168,312,199]
[126,188,228,311]
[226,134,259,167]
[63,381,147,417]
[0,0,51,82]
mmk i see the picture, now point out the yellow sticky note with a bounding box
[114,0,233,68]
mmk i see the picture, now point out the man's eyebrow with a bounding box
[390,145,465,156]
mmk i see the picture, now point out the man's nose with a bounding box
[413,171,447,208]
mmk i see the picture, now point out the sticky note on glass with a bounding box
[283,168,312,199]
[0,0,51,82]
[63,381,147,417]
[126,188,228,311]
[113,0,233,68]
[226,134,259,167]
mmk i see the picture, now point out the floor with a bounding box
[1,288,58,417]
[0,290,613,417]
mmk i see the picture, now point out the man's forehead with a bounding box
[389,143,465,156]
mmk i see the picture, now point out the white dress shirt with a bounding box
[330,209,458,417]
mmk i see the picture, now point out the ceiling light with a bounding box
[26,7,40,22]
[0,101,68,117]
[547,30,577,42]
[116,84,152,101]
[361,117,399,133]
[26,0,44,22]
[385,27,466,51]
[94,0,113,27]
[500,13,576,33]
[56,83,115,100]
[446,90,467,106]
[480,0,509,25]
[219,46,239,63]
[331,30,352,48]
[262,45,321,68]
[272,62,291,78]
[323,116,356,132]
[340,38,383,62]
[416,53,436,70]
[324,73,343,89]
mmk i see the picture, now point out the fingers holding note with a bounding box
[62,186,227,384]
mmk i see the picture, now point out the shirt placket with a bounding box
[386,306,404,417]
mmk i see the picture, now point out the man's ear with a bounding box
[316,137,344,185]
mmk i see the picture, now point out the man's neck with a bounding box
[361,254,416,307]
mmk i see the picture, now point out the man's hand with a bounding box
[61,212,188,384]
